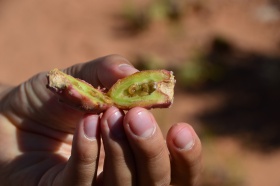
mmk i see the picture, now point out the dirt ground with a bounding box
[1,0,280,185]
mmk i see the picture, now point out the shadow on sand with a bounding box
[190,38,280,152]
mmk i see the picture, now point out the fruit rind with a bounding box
[46,68,175,113]
[107,70,175,109]
[46,68,113,113]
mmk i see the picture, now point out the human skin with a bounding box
[0,55,202,186]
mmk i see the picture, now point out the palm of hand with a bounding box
[0,73,104,185]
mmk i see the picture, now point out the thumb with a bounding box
[59,114,101,186]
[65,54,139,89]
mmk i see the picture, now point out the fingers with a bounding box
[59,114,100,186]
[123,107,171,186]
[166,123,202,186]
[100,107,136,185]
[65,54,138,89]
[99,107,202,186]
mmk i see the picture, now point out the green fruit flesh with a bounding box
[47,69,175,112]
[107,70,174,109]
[47,69,113,112]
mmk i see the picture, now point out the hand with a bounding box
[0,55,202,185]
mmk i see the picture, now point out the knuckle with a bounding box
[156,175,171,186]
[144,144,166,162]
[188,143,203,168]
[76,151,98,165]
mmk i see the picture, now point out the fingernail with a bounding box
[107,110,125,138]
[118,64,138,74]
[83,115,99,140]
[128,110,156,138]
[173,127,194,150]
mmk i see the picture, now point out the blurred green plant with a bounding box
[176,53,225,90]
[133,50,226,91]
[120,2,151,33]
[119,0,192,35]
[150,0,184,21]
[134,54,166,70]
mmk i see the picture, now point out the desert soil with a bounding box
[1,0,280,185]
